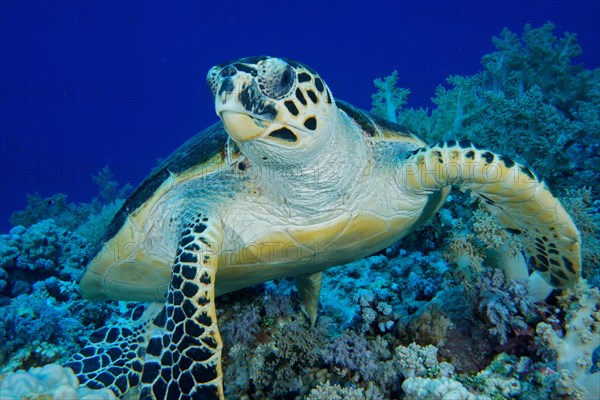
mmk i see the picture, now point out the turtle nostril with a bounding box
[221,65,237,78]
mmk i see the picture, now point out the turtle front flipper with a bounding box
[401,140,581,287]
[65,303,163,398]
[141,218,225,400]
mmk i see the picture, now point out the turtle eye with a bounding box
[258,64,296,100]
[280,68,292,89]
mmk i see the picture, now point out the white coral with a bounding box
[306,380,383,400]
[536,281,600,400]
[393,343,454,378]
[482,376,521,397]
[402,377,490,400]
[0,364,116,400]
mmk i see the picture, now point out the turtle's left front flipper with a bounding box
[401,140,581,287]
[140,218,225,400]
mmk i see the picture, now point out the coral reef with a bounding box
[1,220,92,289]
[0,278,118,373]
[1,215,597,399]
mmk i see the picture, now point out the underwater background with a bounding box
[1,1,599,399]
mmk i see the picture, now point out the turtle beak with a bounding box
[218,110,270,142]
[209,65,276,142]
[211,74,267,142]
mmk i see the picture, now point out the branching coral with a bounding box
[90,166,132,204]
[371,70,411,123]
[323,331,378,381]
[220,303,261,346]
[439,196,555,302]
[320,254,398,328]
[473,268,537,346]
[220,283,333,399]
[249,318,327,397]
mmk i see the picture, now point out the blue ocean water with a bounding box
[1,0,598,231]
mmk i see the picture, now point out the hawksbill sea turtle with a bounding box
[65,56,581,399]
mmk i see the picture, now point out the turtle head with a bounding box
[208,57,336,158]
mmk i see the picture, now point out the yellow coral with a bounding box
[471,208,519,255]
[445,231,484,290]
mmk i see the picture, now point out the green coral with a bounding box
[73,199,125,247]
[90,166,132,204]
[10,193,90,231]
[371,70,411,123]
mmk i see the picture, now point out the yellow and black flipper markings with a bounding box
[140,214,224,400]
[401,140,581,287]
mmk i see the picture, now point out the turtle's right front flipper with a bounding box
[141,217,224,400]
[401,140,581,288]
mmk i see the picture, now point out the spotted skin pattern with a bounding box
[402,140,581,286]
[139,214,224,399]
[65,304,151,397]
